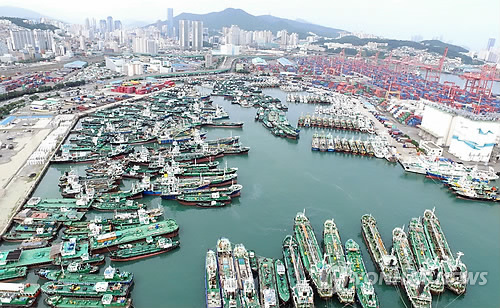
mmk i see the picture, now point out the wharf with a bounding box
[0,242,91,269]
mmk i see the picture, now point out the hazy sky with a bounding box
[1,0,499,51]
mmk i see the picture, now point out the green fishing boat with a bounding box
[89,220,179,253]
[0,282,41,307]
[274,259,290,304]
[294,211,333,298]
[282,235,314,308]
[392,227,432,308]
[205,250,222,308]
[422,209,467,295]
[345,239,379,308]
[25,197,92,211]
[45,294,132,308]
[41,281,130,297]
[0,267,27,282]
[257,257,278,308]
[92,199,146,212]
[37,266,133,285]
[177,192,231,206]
[109,237,180,261]
[180,167,238,178]
[360,215,400,285]
[408,217,445,294]
[323,219,355,304]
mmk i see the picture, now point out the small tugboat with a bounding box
[257,257,278,308]
[360,214,400,285]
[345,239,379,308]
[205,250,222,308]
[274,259,290,304]
[282,235,314,308]
[45,294,132,308]
[109,237,180,261]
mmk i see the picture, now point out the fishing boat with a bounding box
[248,250,258,273]
[177,192,232,206]
[0,282,41,307]
[19,238,49,250]
[408,217,445,294]
[52,254,105,267]
[393,227,432,308]
[232,244,260,308]
[91,199,146,212]
[282,235,314,308]
[322,220,355,304]
[41,281,130,297]
[360,215,400,285]
[37,266,134,285]
[294,211,333,299]
[274,259,290,304]
[205,250,223,308]
[65,262,99,274]
[0,267,27,282]
[345,239,379,308]
[45,294,131,308]
[109,237,180,261]
[257,257,278,308]
[89,220,179,253]
[216,238,241,308]
[422,209,467,295]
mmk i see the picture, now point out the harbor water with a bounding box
[9,87,500,308]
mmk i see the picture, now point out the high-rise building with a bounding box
[179,20,190,49]
[192,21,203,51]
[167,8,174,38]
[114,20,122,31]
[107,16,114,32]
[487,38,496,50]
[289,33,299,46]
[33,30,53,52]
[99,20,107,33]
[84,18,90,30]
[9,29,35,50]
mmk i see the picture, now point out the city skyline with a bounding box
[0,0,498,51]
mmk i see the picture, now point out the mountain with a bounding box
[319,35,475,64]
[151,8,343,39]
[0,17,58,31]
[0,6,47,19]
